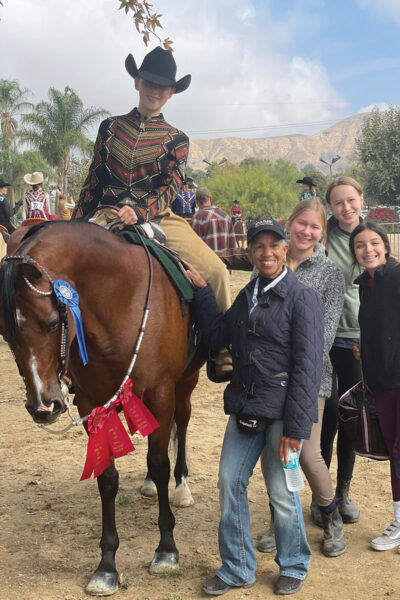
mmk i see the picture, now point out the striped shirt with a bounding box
[74,108,189,220]
[191,205,236,251]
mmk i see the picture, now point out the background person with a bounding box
[321,176,364,524]
[22,172,51,220]
[230,199,242,224]
[257,199,347,558]
[350,222,400,551]
[191,187,236,252]
[171,177,196,220]
[73,46,232,378]
[187,218,324,597]
[0,178,16,234]
[296,177,317,203]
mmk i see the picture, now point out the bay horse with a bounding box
[0,220,202,596]
[233,218,247,248]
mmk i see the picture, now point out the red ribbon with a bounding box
[121,379,159,437]
[80,379,158,481]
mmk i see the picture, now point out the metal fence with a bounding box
[384,224,400,259]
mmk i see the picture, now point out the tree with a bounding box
[20,86,109,193]
[0,79,33,203]
[117,0,173,49]
[357,107,400,206]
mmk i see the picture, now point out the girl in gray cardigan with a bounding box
[258,198,347,558]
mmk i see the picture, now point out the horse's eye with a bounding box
[48,317,59,332]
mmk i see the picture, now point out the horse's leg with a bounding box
[171,372,199,508]
[146,388,180,574]
[86,461,120,596]
[140,437,158,498]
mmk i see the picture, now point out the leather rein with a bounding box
[2,224,154,434]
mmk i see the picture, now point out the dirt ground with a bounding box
[0,272,399,600]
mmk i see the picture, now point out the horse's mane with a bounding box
[1,259,19,348]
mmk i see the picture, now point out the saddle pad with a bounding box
[119,229,194,304]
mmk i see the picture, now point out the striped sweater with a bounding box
[74,108,189,220]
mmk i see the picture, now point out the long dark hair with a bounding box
[349,221,391,268]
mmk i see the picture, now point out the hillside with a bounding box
[188,113,368,173]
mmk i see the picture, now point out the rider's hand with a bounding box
[352,344,361,361]
[112,205,138,229]
[184,261,208,289]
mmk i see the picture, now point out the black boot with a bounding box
[321,506,347,557]
[335,479,360,524]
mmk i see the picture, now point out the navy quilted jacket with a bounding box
[194,268,324,439]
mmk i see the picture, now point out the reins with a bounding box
[1,225,154,435]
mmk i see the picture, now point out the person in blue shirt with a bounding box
[296,177,317,203]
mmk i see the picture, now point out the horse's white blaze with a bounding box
[29,351,44,402]
[16,308,26,326]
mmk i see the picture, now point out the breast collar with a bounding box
[249,267,287,317]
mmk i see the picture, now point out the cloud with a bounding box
[2,0,348,139]
[356,0,400,22]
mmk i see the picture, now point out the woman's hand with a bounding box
[279,436,302,465]
[185,261,208,289]
[352,344,361,361]
[111,205,138,229]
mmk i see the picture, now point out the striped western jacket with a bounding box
[74,108,189,221]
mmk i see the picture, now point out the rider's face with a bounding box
[135,78,175,117]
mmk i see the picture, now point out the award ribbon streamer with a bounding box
[54,279,88,365]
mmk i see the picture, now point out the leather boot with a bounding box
[321,507,347,557]
[335,479,360,523]
[310,500,323,528]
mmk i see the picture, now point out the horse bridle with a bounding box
[1,225,154,432]
[2,254,71,386]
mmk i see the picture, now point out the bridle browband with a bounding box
[1,225,154,434]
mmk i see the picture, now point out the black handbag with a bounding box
[337,379,389,461]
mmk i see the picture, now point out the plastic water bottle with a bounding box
[282,449,304,492]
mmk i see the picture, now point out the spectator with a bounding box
[296,177,317,203]
[350,222,400,550]
[171,177,196,220]
[191,187,236,251]
[22,172,51,220]
[0,178,16,234]
[186,218,324,596]
[58,194,75,220]
[230,199,242,224]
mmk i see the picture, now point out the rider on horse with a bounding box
[231,199,242,225]
[73,47,232,378]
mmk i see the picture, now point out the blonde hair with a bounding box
[285,198,327,269]
[59,193,67,200]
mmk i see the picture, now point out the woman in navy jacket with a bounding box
[186,218,324,597]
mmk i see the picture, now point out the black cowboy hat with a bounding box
[125,46,191,94]
[0,178,11,187]
[296,176,316,187]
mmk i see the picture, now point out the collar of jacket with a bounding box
[242,268,294,305]
[354,256,399,286]
[297,242,327,268]
[130,107,165,122]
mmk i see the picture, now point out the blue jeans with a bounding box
[216,416,311,586]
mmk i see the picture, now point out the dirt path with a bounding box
[0,273,399,600]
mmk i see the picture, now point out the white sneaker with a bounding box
[371,521,400,551]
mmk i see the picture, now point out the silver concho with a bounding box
[59,285,73,300]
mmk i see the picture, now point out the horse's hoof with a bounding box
[86,571,119,596]
[149,551,179,574]
[171,480,194,508]
[141,477,157,499]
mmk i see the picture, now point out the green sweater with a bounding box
[327,222,362,339]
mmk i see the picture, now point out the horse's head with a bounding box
[0,256,69,424]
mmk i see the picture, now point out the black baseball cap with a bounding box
[247,218,286,244]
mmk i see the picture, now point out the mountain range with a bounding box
[188,112,368,174]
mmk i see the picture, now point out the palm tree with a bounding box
[0,79,33,203]
[20,86,109,193]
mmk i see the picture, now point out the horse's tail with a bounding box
[1,260,19,348]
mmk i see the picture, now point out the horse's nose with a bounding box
[26,398,64,422]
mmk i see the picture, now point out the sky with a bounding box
[2,0,400,141]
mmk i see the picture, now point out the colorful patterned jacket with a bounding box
[73,108,189,223]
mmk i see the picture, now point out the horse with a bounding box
[0,220,203,596]
[233,218,247,248]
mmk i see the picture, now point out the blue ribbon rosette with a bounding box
[54,280,88,366]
